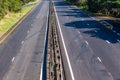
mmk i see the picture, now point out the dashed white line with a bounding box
[27,30,30,34]
[77,31,83,37]
[97,57,102,63]
[78,31,80,33]
[54,3,75,80]
[81,18,84,21]
[105,40,111,44]
[117,39,120,43]
[21,41,24,44]
[11,57,15,62]
[95,30,98,33]
[87,24,90,26]
[117,33,120,36]
[113,30,116,33]
[85,41,89,45]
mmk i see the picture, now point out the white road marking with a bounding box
[90,17,95,20]
[113,30,116,33]
[81,18,84,21]
[85,41,89,45]
[27,30,30,34]
[97,57,102,63]
[102,20,113,29]
[117,33,120,36]
[77,31,83,37]
[95,30,98,33]
[54,3,75,80]
[77,31,80,34]
[11,57,15,62]
[117,39,120,43]
[40,6,49,80]
[87,24,90,26]
[105,40,110,44]
[21,41,24,44]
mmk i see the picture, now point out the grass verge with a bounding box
[0,5,33,36]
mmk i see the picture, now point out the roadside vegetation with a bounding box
[66,0,120,17]
[0,0,36,20]
[0,0,37,36]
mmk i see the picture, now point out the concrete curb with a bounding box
[0,2,39,44]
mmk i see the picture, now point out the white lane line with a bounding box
[77,31,80,34]
[113,30,116,33]
[40,6,49,80]
[85,41,89,45]
[105,40,111,44]
[77,31,83,37]
[95,30,98,33]
[87,24,90,26]
[97,57,102,63]
[81,18,84,21]
[117,33,120,36]
[54,3,75,80]
[117,39,120,43]
[11,57,15,62]
[21,41,24,44]
[27,30,30,34]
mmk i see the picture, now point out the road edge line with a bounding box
[0,1,39,44]
[53,2,75,80]
[40,2,50,80]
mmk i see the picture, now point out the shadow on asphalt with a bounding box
[54,1,120,44]
[64,20,120,43]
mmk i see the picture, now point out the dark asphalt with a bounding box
[54,0,120,80]
[0,0,49,80]
[0,0,120,80]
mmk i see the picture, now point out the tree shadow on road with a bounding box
[64,20,120,43]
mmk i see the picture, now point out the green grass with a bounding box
[0,6,33,36]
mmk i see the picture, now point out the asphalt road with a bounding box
[0,0,120,80]
[54,0,120,80]
[0,0,49,80]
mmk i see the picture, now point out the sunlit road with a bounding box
[0,0,120,80]
[0,0,49,80]
[54,0,120,80]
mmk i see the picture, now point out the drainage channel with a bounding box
[45,1,65,80]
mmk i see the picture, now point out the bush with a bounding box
[0,0,36,20]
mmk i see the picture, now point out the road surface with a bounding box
[0,0,49,80]
[54,0,120,80]
[0,0,120,80]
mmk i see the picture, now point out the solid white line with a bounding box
[40,4,49,80]
[97,57,102,63]
[105,40,110,44]
[11,57,15,62]
[54,2,75,80]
